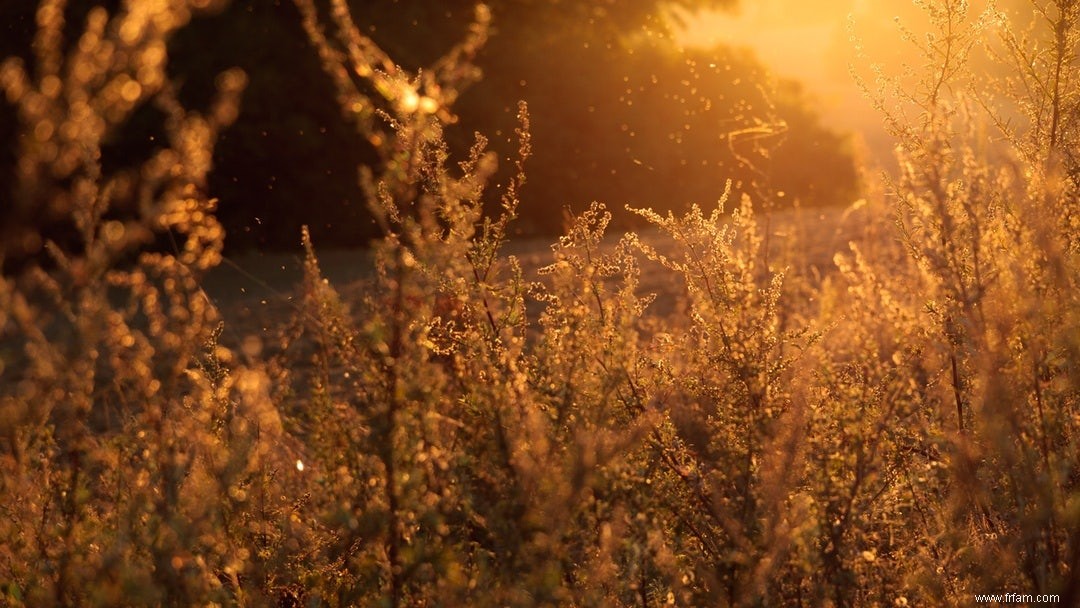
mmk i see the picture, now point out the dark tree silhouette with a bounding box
[2,0,854,258]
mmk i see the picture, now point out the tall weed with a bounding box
[1,0,1078,605]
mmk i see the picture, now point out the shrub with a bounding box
[0,0,284,604]
[1,0,1077,605]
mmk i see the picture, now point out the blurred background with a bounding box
[2,0,870,255]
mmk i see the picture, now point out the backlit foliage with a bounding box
[1,0,1078,606]
[0,0,267,604]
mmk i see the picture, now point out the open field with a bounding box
[2,1,1078,606]
[205,202,881,337]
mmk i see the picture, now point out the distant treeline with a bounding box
[1,0,857,253]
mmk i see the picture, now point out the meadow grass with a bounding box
[1,0,1077,605]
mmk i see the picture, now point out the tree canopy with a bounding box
[2,0,855,255]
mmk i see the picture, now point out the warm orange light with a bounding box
[674,0,1024,164]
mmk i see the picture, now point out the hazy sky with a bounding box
[675,0,1013,160]
[676,1,909,146]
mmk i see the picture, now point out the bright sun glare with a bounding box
[675,0,1022,160]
